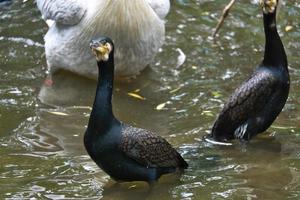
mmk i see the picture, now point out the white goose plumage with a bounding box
[36,0,170,78]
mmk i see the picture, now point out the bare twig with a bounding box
[212,0,236,38]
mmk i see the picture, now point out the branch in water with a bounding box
[212,0,236,38]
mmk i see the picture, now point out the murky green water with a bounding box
[1,0,300,199]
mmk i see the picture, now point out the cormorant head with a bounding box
[260,0,277,14]
[90,37,114,62]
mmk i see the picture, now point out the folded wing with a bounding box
[120,124,188,168]
[36,0,87,26]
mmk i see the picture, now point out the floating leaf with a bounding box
[134,89,140,93]
[170,86,182,93]
[202,11,210,16]
[201,110,214,117]
[271,125,296,130]
[128,185,137,189]
[285,25,293,32]
[175,48,186,68]
[156,103,166,110]
[127,92,146,100]
[48,111,68,116]
[212,91,222,98]
[205,137,233,146]
[67,106,92,110]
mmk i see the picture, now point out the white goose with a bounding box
[36,0,170,79]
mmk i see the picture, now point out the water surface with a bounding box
[1,0,300,199]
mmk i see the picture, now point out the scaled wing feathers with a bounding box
[120,125,184,168]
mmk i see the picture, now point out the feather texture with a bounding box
[36,0,86,25]
[37,0,170,77]
[120,124,188,168]
[212,69,278,141]
[211,1,289,142]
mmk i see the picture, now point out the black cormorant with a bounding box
[210,0,289,142]
[84,37,188,183]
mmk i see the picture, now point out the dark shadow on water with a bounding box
[38,68,162,107]
[101,173,185,200]
[32,69,173,156]
[37,69,170,131]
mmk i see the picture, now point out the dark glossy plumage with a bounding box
[120,124,187,168]
[84,37,187,183]
[211,0,289,142]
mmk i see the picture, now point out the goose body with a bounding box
[211,0,289,142]
[37,0,170,78]
[84,37,187,183]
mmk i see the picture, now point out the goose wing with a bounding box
[146,0,170,19]
[120,124,187,168]
[36,0,86,26]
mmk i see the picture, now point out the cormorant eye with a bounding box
[105,43,112,52]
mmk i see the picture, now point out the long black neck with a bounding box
[262,9,287,69]
[88,53,116,132]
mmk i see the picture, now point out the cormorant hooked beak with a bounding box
[90,40,112,62]
[260,0,277,14]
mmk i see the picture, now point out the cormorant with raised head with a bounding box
[84,37,188,183]
[210,0,289,142]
